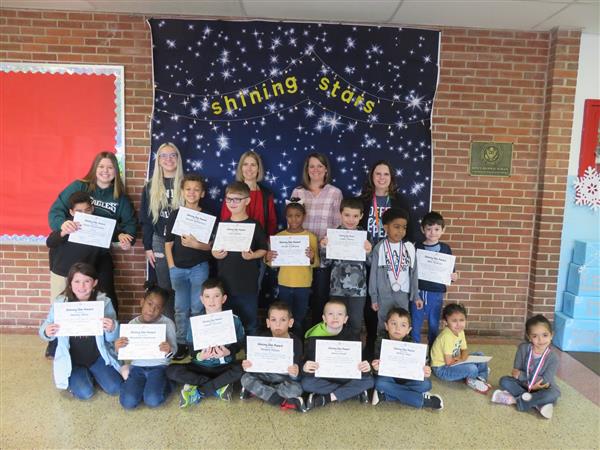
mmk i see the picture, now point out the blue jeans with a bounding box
[119,365,172,409]
[301,373,374,402]
[227,293,258,336]
[432,352,489,382]
[68,356,122,400]
[278,286,310,337]
[410,290,444,344]
[375,376,432,408]
[170,262,209,344]
[499,376,560,411]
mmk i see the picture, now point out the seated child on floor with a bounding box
[301,299,374,409]
[166,278,244,408]
[430,303,491,393]
[491,314,560,420]
[115,286,177,409]
[241,301,305,412]
[371,307,443,410]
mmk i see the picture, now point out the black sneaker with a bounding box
[307,393,329,410]
[422,392,444,410]
[173,344,189,361]
[44,340,57,359]
[239,387,254,400]
[280,397,307,413]
[358,390,370,404]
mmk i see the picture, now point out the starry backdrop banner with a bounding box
[149,19,440,227]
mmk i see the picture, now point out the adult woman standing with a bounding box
[48,151,136,315]
[220,150,277,236]
[359,159,416,358]
[140,142,184,318]
[291,153,343,326]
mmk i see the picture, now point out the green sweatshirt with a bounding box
[304,322,336,339]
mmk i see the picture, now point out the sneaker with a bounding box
[239,387,254,400]
[371,390,381,406]
[358,390,369,404]
[422,392,444,410]
[465,377,491,394]
[280,397,307,413]
[537,403,554,419]
[179,384,202,408]
[306,393,329,410]
[173,344,189,361]
[491,389,516,405]
[215,384,232,401]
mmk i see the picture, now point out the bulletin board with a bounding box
[0,63,125,243]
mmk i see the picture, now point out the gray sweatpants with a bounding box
[241,373,303,401]
[377,293,410,332]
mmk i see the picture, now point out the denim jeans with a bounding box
[119,365,172,409]
[410,290,444,345]
[499,375,560,411]
[301,373,374,402]
[170,262,209,344]
[432,352,489,382]
[68,356,122,400]
[278,286,310,337]
[152,235,174,319]
[375,376,432,408]
[227,293,258,336]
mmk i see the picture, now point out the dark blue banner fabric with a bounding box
[149,19,439,226]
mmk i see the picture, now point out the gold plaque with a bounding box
[469,142,513,177]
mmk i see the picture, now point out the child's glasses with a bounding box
[225,196,249,204]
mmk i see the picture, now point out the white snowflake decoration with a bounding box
[574,166,600,211]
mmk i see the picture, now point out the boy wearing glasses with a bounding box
[212,181,267,335]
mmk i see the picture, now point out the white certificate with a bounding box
[118,324,166,360]
[212,222,256,252]
[68,212,116,249]
[54,301,104,336]
[416,249,456,286]
[453,355,492,366]
[171,207,216,244]
[326,229,367,262]
[377,339,428,381]
[190,310,237,350]
[270,235,310,266]
[315,339,362,379]
[246,336,294,374]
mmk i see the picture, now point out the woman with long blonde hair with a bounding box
[140,143,184,317]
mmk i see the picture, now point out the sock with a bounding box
[267,393,285,405]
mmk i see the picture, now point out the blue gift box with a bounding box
[572,240,600,266]
[553,311,600,352]
[562,292,600,319]
[566,263,600,296]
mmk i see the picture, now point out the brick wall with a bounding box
[0,9,580,336]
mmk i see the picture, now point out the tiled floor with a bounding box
[1,334,599,449]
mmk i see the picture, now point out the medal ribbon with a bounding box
[526,344,551,392]
[384,239,403,283]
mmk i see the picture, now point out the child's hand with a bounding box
[288,364,299,377]
[415,299,424,310]
[159,341,171,353]
[199,348,214,360]
[120,364,131,380]
[60,220,80,235]
[303,361,319,373]
[241,250,255,260]
[358,360,371,372]
[102,318,115,332]
[114,337,129,351]
[319,237,328,248]
[371,303,379,312]
[213,345,231,357]
[118,233,133,251]
[451,272,458,282]
[306,247,314,262]
[371,359,380,371]
[45,323,60,337]
[265,250,277,262]
[530,379,550,391]
[212,249,228,259]
[145,250,156,268]
[511,368,520,379]
[423,365,432,378]
[364,240,372,254]
[242,360,252,370]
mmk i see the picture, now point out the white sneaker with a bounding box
[538,403,553,419]
[371,390,380,406]
[491,389,516,405]
[465,377,491,394]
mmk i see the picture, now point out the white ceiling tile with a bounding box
[1,0,94,11]
[88,0,244,16]
[535,3,600,32]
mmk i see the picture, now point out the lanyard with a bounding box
[526,345,550,392]
[384,239,404,282]
[372,194,389,233]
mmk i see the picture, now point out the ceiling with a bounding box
[3,0,599,33]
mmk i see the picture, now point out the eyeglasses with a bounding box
[225,196,249,204]
[158,152,177,159]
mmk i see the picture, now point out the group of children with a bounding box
[41,180,561,418]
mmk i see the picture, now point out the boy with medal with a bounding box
[369,208,418,332]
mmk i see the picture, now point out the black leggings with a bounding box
[96,252,118,316]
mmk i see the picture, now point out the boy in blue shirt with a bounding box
[410,211,457,344]
[166,279,244,407]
